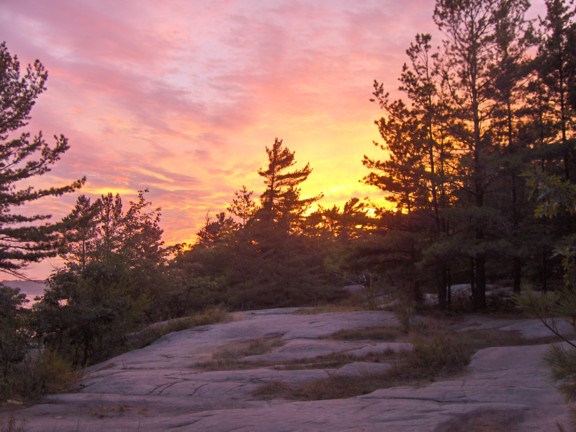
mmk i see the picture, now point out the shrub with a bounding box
[24,350,80,397]
[0,349,79,402]
[329,326,403,342]
[394,301,415,334]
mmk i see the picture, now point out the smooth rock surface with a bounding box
[3,308,573,431]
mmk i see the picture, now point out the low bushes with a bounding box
[0,349,79,403]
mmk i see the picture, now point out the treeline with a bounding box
[175,0,576,312]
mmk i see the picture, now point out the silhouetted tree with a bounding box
[365,32,456,305]
[196,212,239,248]
[59,195,101,271]
[0,286,28,388]
[432,0,534,309]
[258,138,322,233]
[0,42,84,276]
[536,0,576,180]
[227,185,258,227]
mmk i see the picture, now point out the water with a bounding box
[1,280,48,306]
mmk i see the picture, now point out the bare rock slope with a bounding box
[9,308,574,431]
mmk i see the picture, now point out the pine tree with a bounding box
[37,190,169,364]
[196,212,239,248]
[121,189,167,270]
[257,138,322,233]
[486,0,535,293]
[365,32,456,306]
[0,286,28,385]
[94,193,124,264]
[308,198,375,244]
[536,0,576,180]
[205,139,328,309]
[0,42,84,276]
[227,185,258,227]
[363,94,429,214]
[59,195,101,271]
[432,0,533,309]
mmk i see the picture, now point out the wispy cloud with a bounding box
[1,0,546,278]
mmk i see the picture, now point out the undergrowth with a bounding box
[0,349,80,404]
[294,304,365,314]
[0,307,231,407]
[329,326,405,342]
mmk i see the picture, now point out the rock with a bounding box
[8,308,572,431]
[457,314,575,339]
[341,284,365,295]
[333,361,393,377]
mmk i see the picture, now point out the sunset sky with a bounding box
[1,0,546,279]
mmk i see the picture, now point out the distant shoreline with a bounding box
[2,279,48,305]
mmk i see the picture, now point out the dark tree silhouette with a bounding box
[0,42,84,276]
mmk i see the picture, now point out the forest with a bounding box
[1,0,576,403]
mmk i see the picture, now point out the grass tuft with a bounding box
[294,304,365,314]
[197,336,285,370]
[397,334,471,380]
[253,380,293,400]
[329,326,404,342]
[253,332,471,401]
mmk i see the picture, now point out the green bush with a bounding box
[24,350,80,397]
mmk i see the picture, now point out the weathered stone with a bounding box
[5,308,572,431]
[333,361,393,377]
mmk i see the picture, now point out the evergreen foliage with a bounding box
[0,286,29,388]
[0,41,85,400]
[363,0,575,310]
[173,139,343,310]
[0,42,84,276]
[34,190,172,365]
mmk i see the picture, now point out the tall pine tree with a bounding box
[0,42,84,276]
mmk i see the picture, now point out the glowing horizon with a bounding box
[1,0,546,279]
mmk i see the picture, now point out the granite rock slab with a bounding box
[4,308,573,431]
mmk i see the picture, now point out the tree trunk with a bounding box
[437,263,448,308]
[473,253,487,310]
[513,257,522,293]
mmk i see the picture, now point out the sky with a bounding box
[1,0,546,279]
